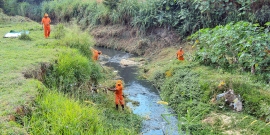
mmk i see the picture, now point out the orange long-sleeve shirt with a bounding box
[41,17,51,26]
[176,49,184,61]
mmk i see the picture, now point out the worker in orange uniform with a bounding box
[41,13,51,38]
[108,80,125,110]
[92,49,102,61]
[176,47,184,61]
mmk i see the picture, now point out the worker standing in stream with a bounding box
[108,80,125,110]
[41,13,51,38]
[92,49,102,61]
[176,47,184,61]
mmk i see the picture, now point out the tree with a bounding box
[0,0,4,9]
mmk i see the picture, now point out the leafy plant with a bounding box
[190,21,270,81]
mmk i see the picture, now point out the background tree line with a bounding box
[1,0,270,36]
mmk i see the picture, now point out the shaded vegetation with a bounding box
[2,0,270,37]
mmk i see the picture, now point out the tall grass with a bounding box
[144,48,270,134]
[53,24,95,59]
[3,0,270,37]
[0,12,141,135]
[25,89,138,134]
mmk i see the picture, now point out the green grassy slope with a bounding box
[0,12,141,135]
[0,12,70,134]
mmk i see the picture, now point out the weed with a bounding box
[18,33,31,41]
[53,23,65,39]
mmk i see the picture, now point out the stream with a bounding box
[97,47,179,135]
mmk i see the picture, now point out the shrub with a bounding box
[190,21,270,82]
[18,33,31,40]
[44,50,101,93]
[54,25,95,59]
[25,90,138,134]
[54,23,65,39]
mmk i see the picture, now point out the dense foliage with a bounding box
[190,21,270,82]
[2,0,270,37]
[149,60,270,134]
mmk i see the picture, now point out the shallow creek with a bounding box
[97,47,179,135]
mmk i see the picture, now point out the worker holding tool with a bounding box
[176,47,184,61]
[107,80,125,110]
[41,13,51,38]
[92,49,102,61]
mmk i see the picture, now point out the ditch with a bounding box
[96,47,179,135]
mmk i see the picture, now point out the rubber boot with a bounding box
[121,105,124,110]
[116,104,119,110]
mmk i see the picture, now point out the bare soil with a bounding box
[90,25,182,57]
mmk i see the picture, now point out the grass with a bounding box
[0,12,141,134]
[139,46,270,134]
[0,14,65,133]
[24,88,139,135]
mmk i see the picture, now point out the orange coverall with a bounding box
[41,16,51,38]
[114,81,125,106]
[176,49,184,61]
[92,49,101,61]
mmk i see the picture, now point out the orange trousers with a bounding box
[115,94,125,105]
[178,56,184,61]
[44,25,50,38]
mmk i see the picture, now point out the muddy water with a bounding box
[97,47,179,135]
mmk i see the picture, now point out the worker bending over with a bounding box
[176,47,184,61]
[108,80,125,110]
[92,49,102,61]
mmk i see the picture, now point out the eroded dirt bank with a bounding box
[90,25,182,56]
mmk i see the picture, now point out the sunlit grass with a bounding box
[24,89,139,135]
[0,13,141,134]
[0,14,69,133]
[141,46,270,134]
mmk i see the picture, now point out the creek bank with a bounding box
[92,25,270,134]
[91,25,181,56]
[97,47,180,135]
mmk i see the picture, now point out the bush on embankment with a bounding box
[149,59,270,134]
[53,24,95,60]
[190,21,270,83]
[25,87,139,135]
[44,24,102,94]
[44,50,96,92]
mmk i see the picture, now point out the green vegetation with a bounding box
[2,0,270,134]
[24,88,140,135]
[18,33,31,41]
[190,21,270,82]
[142,48,270,134]
[0,12,141,135]
[2,0,270,36]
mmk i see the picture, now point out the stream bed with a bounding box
[97,47,179,135]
